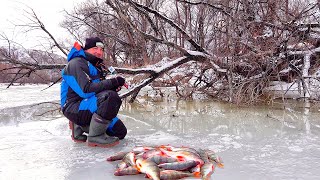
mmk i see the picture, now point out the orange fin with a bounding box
[193,172,201,177]
[145,173,152,179]
[176,156,185,161]
[218,163,224,168]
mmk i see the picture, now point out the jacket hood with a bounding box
[67,42,86,62]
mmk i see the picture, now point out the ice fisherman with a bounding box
[60,37,127,147]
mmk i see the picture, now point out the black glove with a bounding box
[116,76,125,87]
[110,76,125,90]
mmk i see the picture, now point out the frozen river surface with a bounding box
[1,84,320,180]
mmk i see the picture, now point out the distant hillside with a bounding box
[0,47,66,84]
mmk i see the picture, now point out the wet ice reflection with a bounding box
[0,98,320,179]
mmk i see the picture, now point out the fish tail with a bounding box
[218,163,224,168]
[160,151,166,156]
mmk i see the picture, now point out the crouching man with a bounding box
[60,37,127,147]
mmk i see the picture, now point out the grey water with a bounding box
[0,97,320,180]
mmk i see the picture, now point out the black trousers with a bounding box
[63,90,127,139]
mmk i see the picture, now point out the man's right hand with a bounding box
[115,86,122,92]
[110,76,125,91]
[115,76,125,87]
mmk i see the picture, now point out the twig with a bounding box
[41,77,62,91]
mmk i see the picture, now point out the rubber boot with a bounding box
[87,113,119,148]
[81,125,89,134]
[69,120,87,143]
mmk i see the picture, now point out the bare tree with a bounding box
[1,0,320,104]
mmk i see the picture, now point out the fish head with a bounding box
[135,159,151,172]
[123,152,136,166]
[114,169,121,176]
[128,152,136,163]
[116,161,128,169]
[135,158,144,172]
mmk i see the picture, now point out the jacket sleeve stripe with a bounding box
[62,74,95,98]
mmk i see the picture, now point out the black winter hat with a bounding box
[83,37,104,50]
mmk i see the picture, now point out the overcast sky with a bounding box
[0,0,86,50]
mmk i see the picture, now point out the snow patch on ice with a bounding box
[139,131,180,144]
[208,133,220,136]
[221,136,233,142]
[119,114,152,127]
[288,146,304,152]
[45,117,70,136]
[214,125,228,130]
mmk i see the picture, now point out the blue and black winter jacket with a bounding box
[60,42,116,113]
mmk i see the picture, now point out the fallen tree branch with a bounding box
[119,54,208,100]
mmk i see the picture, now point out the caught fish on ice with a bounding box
[107,144,223,179]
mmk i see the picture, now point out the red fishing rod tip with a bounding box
[123,83,129,89]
